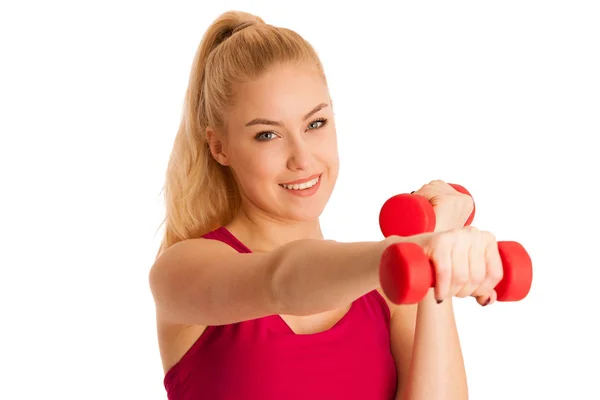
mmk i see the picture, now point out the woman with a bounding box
[149,10,502,400]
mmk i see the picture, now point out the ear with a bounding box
[206,127,230,166]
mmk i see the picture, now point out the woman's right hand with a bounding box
[387,226,504,304]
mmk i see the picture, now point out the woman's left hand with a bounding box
[412,179,494,306]
[412,180,474,233]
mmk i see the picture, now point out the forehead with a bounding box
[229,63,329,124]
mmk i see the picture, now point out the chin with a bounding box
[286,204,326,222]
[282,189,332,222]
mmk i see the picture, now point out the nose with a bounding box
[286,137,312,171]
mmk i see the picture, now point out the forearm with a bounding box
[399,217,469,400]
[400,290,468,400]
[390,181,474,399]
[271,238,387,316]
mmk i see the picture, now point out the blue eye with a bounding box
[308,118,327,130]
[255,132,276,141]
[254,118,328,142]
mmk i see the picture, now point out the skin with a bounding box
[208,62,338,250]
[155,62,501,399]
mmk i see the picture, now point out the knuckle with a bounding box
[453,272,469,286]
[472,271,485,286]
[460,193,473,206]
[433,231,454,246]
[482,230,497,243]
[490,268,504,283]
[465,225,479,235]
[455,287,470,298]
[435,262,451,278]
[449,228,467,241]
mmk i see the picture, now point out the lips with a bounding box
[280,173,322,186]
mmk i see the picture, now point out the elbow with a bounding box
[147,258,198,325]
[148,259,168,307]
[148,242,177,304]
[148,248,183,319]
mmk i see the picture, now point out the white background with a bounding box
[1,0,599,399]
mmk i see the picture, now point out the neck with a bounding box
[225,205,324,252]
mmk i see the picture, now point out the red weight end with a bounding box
[448,183,476,226]
[494,241,533,301]
[379,194,436,237]
[379,242,433,304]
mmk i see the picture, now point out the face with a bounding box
[208,62,339,222]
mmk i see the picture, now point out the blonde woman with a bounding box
[149,10,501,400]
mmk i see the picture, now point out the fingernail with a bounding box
[482,298,491,307]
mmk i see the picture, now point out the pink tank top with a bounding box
[163,227,397,399]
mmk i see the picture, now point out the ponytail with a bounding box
[155,10,323,260]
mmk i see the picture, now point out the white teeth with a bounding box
[281,176,319,190]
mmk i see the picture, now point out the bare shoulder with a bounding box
[149,236,244,323]
[154,236,239,267]
[151,237,257,374]
[151,238,233,374]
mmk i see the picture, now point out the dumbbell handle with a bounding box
[379,240,533,305]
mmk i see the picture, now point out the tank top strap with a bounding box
[202,226,252,253]
[356,289,392,329]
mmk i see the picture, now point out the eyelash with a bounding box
[255,117,328,142]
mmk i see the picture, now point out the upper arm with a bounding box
[377,288,418,399]
[149,238,280,326]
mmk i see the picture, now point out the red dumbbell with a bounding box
[379,183,475,237]
[379,241,533,304]
[378,184,533,304]
[379,183,476,238]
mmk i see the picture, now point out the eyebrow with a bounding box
[245,103,329,127]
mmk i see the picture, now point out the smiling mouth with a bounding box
[279,174,321,190]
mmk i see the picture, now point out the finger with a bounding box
[412,186,437,201]
[474,231,504,298]
[450,230,470,298]
[474,289,497,307]
[413,180,452,197]
[412,183,429,195]
[474,295,489,306]
[457,228,485,297]
[430,233,453,303]
[430,179,456,194]
[428,178,470,197]
[488,289,497,305]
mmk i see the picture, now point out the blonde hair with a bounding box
[155,10,326,259]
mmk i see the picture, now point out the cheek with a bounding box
[234,146,281,184]
[314,130,339,164]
